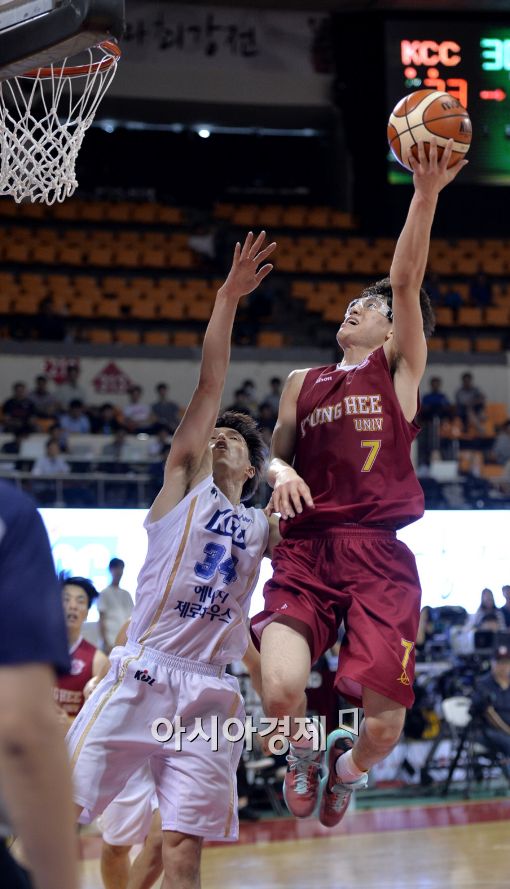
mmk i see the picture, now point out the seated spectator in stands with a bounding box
[226,387,255,417]
[57,364,86,410]
[60,399,91,434]
[466,588,507,632]
[36,296,66,341]
[121,385,154,433]
[455,372,486,433]
[101,428,136,472]
[423,271,442,306]
[241,379,259,415]
[500,585,510,629]
[29,374,59,420]
[492,420,510,465]
[97,558,133,654]
[1,429,27,455]
[262,377,282,421]
[148,424,172,458]
[2,382,35,433]
[47,423,69,453]
[443,284,464,309]
[420,376,451,421]
[151,383,181,433]
[32,439,70,476]
[257,402,276,447]
[470,272,493,308]
[471,645,510,762]
[188,223,217,268]
[90,403,122,435]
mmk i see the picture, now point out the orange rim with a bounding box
[21,40,121,79]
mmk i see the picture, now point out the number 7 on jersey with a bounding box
[360,440,381,472]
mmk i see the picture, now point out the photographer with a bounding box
[471,645,510,760]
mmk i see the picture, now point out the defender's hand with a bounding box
[218,231,276,301]
[272,468,314,520]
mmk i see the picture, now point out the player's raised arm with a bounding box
[266,369,314,520]
[150,232,276,520]
[388,138,468,383]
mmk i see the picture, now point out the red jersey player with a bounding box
[55,577,109,726]
[252,139,468,827]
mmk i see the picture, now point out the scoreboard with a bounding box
[386,20,510,185]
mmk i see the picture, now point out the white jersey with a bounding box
[128,475,268,665]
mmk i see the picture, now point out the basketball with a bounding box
[387,89,472,171]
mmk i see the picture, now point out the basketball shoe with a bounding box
[318,728,368,828]
[283,720,323,818]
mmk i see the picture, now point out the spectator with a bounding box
[227,387,254,417]
[101,428,136,468]
[59,399,91,434]
[455,372,486,433]
[500,585,510,629]
[467,588,507,632]
[241,379,258,414]
[0,482,77,889]
[470,272,492,308]
[188,223,217,266]
[35,296,66,341]
[420,376,451,421]
[492,420,510,465]
[471,645,510,764]
[151,383,181,433]
[97,558,133,654]
[148,424,172,458]
[1,429,28,456]
[47,423,69,453]
[90,403,122,436]
[29,375,59,420]
[423,271,441,306]
[57,364,86,410]
[262,377,282,419]
[121,385,153,433]
[32,440,71,476]
[2,382,35,433]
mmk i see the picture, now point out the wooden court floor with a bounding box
[81,798,510,889]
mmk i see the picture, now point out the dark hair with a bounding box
[215,411,266,500]
[69,399,83,409]
[109,557,125,570]
[60,574,98,608]
[360,276,435,338]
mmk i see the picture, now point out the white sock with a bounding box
[335,748,367,783]
[290,717,320,753]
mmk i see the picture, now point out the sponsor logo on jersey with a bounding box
[205,508,248,549]
[134,668,156,686]
[316,375,333,383]
[70,657,86,676]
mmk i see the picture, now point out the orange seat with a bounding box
[457,307,483,326]
[427,337,445,351]
[446,336,472,352]
[474,337,501,353]
[256,331,285,348]
[434,308,454,326]
[87,328,113,344]
[484,307,509,326]
[115,329,140,345]
[173,331,199,347]
[486,403,508,425]
[144,331,169,346]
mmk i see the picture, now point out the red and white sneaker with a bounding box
[318,729,367,829]
[283,746,322,818]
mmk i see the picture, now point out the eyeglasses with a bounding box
[345,296,393,320]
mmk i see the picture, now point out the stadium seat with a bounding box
[115,329,141,345]
[256,331,284,348]
[446,337,472,352]
[458,307,483,326]
[144,331,169,346]
[173,331,200,347]
[474,337,501,353]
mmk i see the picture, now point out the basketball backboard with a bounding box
[0,0,124,80]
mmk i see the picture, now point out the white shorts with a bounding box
[99,764,158,847]
[68,642,244,842]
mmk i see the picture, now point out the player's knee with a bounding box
[101,841,131,861]
[161,832,201,886]
[365,709,405,749]
[262,676,304,718]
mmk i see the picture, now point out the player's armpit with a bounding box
[264,513,281,558]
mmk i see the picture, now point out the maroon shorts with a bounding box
[251,527,422,709]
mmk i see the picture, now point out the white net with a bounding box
[0,43,119,204]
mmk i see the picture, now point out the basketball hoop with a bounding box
[0,41,121,204]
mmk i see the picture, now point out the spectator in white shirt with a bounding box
[122,386,154,433]
[32,440,70,475]
[57,365,87,410]
[97,558,133,653]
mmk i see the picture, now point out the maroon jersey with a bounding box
[284,346,424,535]
[54,637,96,718]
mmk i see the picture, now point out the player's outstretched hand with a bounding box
[269,468,314,520]
[408,138,468,196]
[219,231,276,301]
